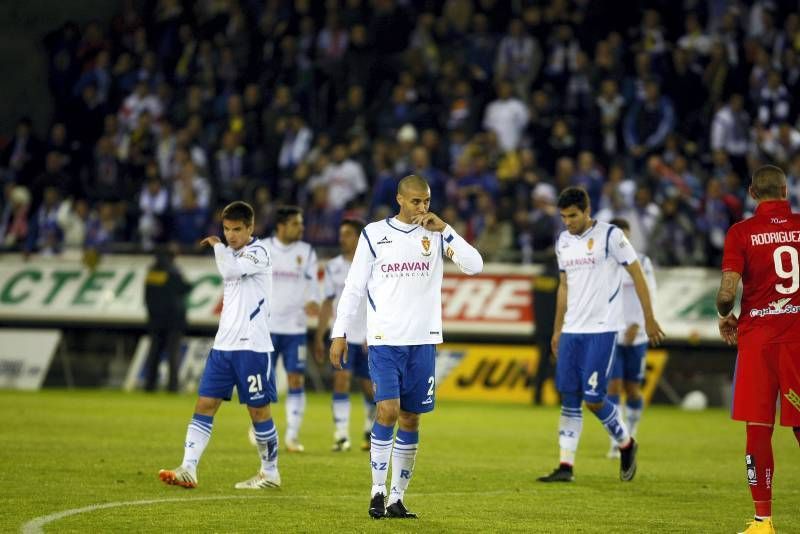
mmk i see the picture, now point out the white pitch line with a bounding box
[21,490,512,533]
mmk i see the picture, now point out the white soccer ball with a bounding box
[681,390,708,411]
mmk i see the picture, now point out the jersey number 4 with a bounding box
[773,246,799,295]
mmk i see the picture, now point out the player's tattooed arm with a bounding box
[716,271,741,317]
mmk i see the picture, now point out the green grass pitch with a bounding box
[1,390,798,533]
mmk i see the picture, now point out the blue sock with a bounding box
[593,399,630,445]
[607,394,620,406]
[253,418,278,471]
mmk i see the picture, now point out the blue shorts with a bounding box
[198,349,277,406]
[369,344,436,413]
[556,332,617,403]
[336,342,370,379]
[270,333,307,374]
[611,343,647,382]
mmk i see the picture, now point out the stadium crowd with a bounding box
[1,0,799,266]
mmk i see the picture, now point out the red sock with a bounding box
[794,427,800,447]
[746,424,774,518]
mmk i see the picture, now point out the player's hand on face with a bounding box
[718,314,739,346]
[412,212,446,232]
[200,236,221,247]
[645,318,666,346]
[329,337,348,370]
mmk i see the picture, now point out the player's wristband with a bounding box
[717,310,733,319]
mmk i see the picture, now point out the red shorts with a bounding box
[732,338,800,426]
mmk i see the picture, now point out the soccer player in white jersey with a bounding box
[329,175,483,519]
[605,217,657,459]
[314,218,376,452]
[538,187,664,483]
[159,201,281,490]
[263,206,320,452]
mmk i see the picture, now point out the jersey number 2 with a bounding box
[773,246,800,295]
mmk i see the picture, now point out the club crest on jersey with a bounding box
[296,255,302,266]
[421,236,431,256]
[586,238,594,254]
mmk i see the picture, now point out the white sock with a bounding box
[370,422,394,496]
[558,407,583,466]
[181,414,213,473]
[286,388,305,442]
[332,392,350,439]
[626,400,643,439]
[252,419,279,473]
[388,430,419,505]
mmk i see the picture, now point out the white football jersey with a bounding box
[264,237,320,334]
[212,238,274,353]
[617,252,656,345]
[323,255,367,344]
[332,217,483,346]
[556,221,639,333]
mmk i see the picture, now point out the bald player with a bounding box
[330,175,484,519]
[717,165,800,534]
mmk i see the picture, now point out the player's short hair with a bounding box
[609,217,630,231]
[340,218,365,234]
[221,201,254,225]
[751,165,787,200]
[276,205,302,226]
[397,175,430,195]
[557,187,590,211]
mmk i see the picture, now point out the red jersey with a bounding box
[721,200,800,343]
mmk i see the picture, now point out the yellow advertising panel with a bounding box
[437,344,668,406]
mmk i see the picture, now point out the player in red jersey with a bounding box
[717,165,800,534]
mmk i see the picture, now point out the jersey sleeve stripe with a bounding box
[366,289,377,311]
[362,229,377,258]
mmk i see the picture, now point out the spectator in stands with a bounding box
[0,185,31,250]
[308,143,366,211]
[623,79,675,170]
[214,130,250,204]
[482,80,529,153]
[26,186,64,255]
[495,18,542,98]
[1,117,42,185]
[57,197,89,250]
[139,174,169,251]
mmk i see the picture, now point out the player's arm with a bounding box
[202,237,268,279]
[314,296,334,363]
[717,225,744,346]
[551,271,567,357]
[314,262,336,363]
[716,270,741,346]
[413,212,483,274]
[624,260,665,346]
[330,233,374,369]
